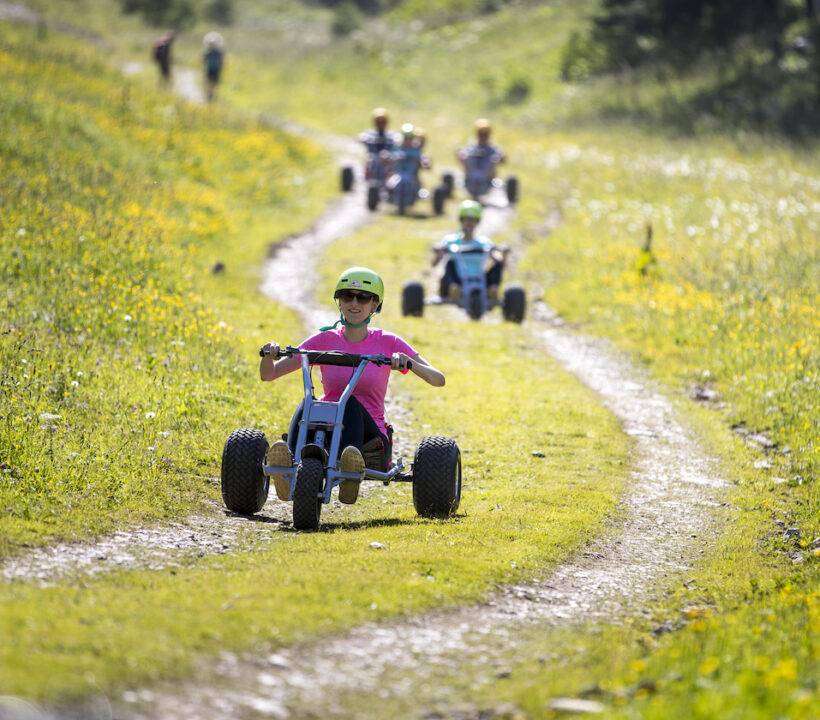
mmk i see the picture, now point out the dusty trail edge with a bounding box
[118,208,727,718]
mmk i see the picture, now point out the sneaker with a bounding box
[338,445,365,504]
[265,440,293,501]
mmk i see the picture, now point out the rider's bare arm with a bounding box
[259,342,300,381]
[431,247,446,266]
[489,245,510,264]
[392,353,445,387]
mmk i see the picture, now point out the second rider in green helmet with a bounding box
[259,267,445,504]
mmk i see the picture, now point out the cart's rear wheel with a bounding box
[441,172,455,198]
[505,175,519,205]
[292,457,324,531]
[412,436,461,518]
[367,185,379,211]
[432,186,446,216]
[502,285,526,323]
[221,428,269,514]
[340,165,354,192]
[402,282,425,317]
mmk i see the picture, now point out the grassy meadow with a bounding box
[0,11,631,704]
[1,0,817,716]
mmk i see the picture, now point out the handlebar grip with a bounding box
[259,346,287,358]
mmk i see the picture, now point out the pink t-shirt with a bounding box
[300,327,417,436]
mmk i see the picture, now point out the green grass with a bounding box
[0,14,631,702]
[177,1,819,715]
[474,403,819,719]
[0,23,330,554]
[3,1,818,714]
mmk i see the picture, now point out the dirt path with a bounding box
[118,203,726,718]
[2,20,728,715]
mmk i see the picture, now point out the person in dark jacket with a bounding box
[152,31,175,85]
[203,31,225,102]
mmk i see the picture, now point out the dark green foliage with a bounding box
[502,75,531,104]
[120,0,196,29]
[331,1,364,36]
[205,0,235,25]
[562,0,819,136]
[589,0,811,66]
[313,0,387,14]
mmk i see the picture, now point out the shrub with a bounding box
[205,0,234,25]
[332,2,364,37]
[119,0,196,29]
[502,75,531,105]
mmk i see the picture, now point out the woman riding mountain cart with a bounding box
[220,268,461,530]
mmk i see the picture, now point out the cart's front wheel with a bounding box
[467,288,483,320]
[412,436,461,519]
[221,428,269,514]
[292,457,324,531]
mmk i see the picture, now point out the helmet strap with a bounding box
[318,310,374,333]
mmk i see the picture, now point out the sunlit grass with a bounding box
[0,24,329,553]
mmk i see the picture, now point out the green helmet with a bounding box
[333,267,384,309]
[459,199,483,221]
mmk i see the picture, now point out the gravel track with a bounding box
[117,195,726,719]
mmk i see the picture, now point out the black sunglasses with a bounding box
[337,290,376,303]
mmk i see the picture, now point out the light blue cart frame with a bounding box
[261,348,412,505]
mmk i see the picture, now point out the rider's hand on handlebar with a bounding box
[260,341,280,358]
[391,352,412,372]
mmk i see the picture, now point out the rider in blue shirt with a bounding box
[432,200,509,301]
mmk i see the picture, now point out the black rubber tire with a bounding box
[432,186,446,216]
[221,428,269,514]
[441,172,455,198]
[412,436,461,519]
[505,175,519,205]
[367,185,379,211]
[402,282,424,317]
[292,457,324,531]
[340,166,354,192]
[397,192,407,216]
[467,288,483,320]
[502,285,526,323]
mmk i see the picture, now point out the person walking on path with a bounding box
[152,31,175,85]
[203,31,225,102]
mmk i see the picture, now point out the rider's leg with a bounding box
[441,258,462,301]
[338,398,367,504]
[265,401,302,500]
[486,261,503,302]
